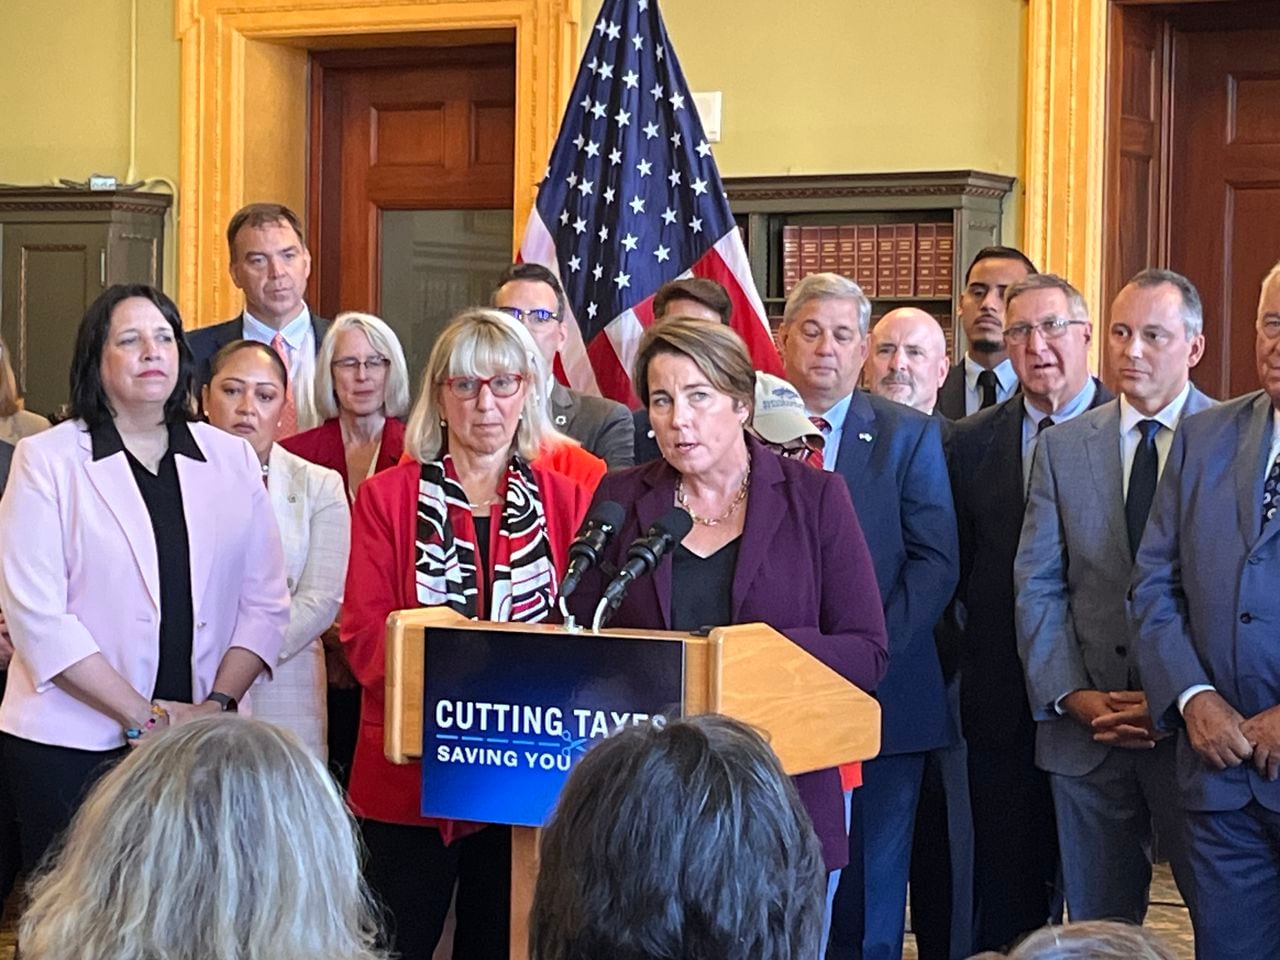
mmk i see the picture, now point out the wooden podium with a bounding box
[384,607,881,960]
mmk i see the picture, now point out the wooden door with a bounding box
[310,45,516,380]
[1170,19,1280,398]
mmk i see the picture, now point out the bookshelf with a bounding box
[725,170,1017,360]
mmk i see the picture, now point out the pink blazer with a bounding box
[0,420,289,750]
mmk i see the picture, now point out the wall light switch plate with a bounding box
[693,91,722,143]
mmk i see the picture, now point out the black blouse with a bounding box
[669,537,741,634]
[90,420,202,702]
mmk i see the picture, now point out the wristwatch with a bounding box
[206,691,239,713]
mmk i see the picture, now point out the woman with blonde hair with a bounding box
[342,307,589,959]
[281,310,410,780]
[0,335,51,443]
[19,716,386,960]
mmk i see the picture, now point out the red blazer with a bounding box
[280,417,406,499]
[340,458,591,830]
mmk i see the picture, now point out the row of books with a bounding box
[781,223,955,299]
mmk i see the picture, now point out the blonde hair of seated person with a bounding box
[20,717,387,960]
[969,920,1178,960]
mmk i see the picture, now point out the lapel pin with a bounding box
[288,494,298,504]
[555,415,568,426]
[858,432,873,442]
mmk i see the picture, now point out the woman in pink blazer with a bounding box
[0,284,288,872]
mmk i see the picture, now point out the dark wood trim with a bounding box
[0,190,172,217]
[311,43,514,71]
[306,57,326,314]
[724,171,1017,206]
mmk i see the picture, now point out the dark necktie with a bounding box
[976,369,998,409]
[1263,453,1280,531]
[1037,416,1055,435]
[1126,419,1161,558]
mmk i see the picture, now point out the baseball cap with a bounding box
[751,372,823,445]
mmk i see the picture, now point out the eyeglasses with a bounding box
[497,306,560,325]
[332,356,391,374]
[440,374,525,399]
[1004,318,1088,345]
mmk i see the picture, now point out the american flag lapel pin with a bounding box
[858,432,873,442]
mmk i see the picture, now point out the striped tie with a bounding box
[272,333,298,438]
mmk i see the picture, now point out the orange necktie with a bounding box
[271,333,298,437]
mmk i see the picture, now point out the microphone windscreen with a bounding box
[650,505,694,543]
[591,499,626,531]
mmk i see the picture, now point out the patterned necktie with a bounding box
[809,415,831,434]
[976,369,998,409]
[1037,416,1055,435]
[1263,453,1280,531]
[1125,419,1161,558]
[271,333,298,438]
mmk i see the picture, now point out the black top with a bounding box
[91,420,203,702]
[669,537,741,634]
[473,515,492,615]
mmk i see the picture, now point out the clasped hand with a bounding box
[1184,690,1280,780]
[1062,689,1161,749]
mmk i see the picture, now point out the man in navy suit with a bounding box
[1016,269,1212,925]
[936,247,1034,421]
[779,273,958,960]
[1131,261,1280,960]
[948,273,1113,952]
[187,203,330,435]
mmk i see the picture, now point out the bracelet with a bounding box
[124,703,170,741]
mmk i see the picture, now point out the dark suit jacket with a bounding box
[937,364,968,421]
[567,435,889,871]
[550,383,634,471]
[279,416,406,499]
[0,441,11,498]
[1132,390,1280,813]
[632,408,661,464]
[187,313,331,391]
[947,378,1113,746]
[835,391,959,755]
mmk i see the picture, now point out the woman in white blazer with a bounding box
[204,339,349,757]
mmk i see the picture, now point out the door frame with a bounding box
[174,0,578,329]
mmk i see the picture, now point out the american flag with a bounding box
[517,0,785,406]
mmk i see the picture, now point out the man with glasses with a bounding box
[492,264,633,470]
[1131,261,1280,960]
[189,203,329,437]
[947,273,1112,952]
[1015,269,1212,928]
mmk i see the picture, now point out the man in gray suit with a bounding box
[492,263,634,470]
[1015,269,1212,924]
[1131,261,1280,959]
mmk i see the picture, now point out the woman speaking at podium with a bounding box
[567,316,888,877]
[341,308,589,960]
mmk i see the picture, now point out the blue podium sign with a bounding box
[420,626,685,827]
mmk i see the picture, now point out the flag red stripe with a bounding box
[689,247,785,378]
[585,333,639,408]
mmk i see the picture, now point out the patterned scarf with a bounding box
[415,454,558,622]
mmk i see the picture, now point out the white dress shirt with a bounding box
[1119,382,1193,495]
[963,355,1018,416]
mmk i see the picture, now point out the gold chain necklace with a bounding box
[676,464,751,526]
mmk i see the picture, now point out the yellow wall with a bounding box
[0,0,1025,300]
[0,0,181,288]
[590,0,1028,241]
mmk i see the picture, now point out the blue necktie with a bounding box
[1126,420,1161,558]
[1263,453,1280,531]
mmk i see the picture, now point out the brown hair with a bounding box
[0,335,21,417]
[633,316,756,411]
[226,203,306,260]
[653,278,733,324]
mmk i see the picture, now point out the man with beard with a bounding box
[936,247,1036,420]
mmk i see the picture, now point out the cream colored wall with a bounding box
[0,0,181,289]
[589,0,1028,242]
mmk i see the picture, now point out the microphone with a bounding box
[558,500,626,600]
[601,506,694,608]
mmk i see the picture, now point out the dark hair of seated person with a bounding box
[530,714,825,960]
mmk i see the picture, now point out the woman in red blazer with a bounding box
[342,308,589,960]
[280,311,410,782]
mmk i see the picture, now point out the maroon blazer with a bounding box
[567,435,889,870]
[279,417,406,499]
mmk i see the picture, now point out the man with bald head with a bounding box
[1131,262,1280,958]
[869,309,951,415]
